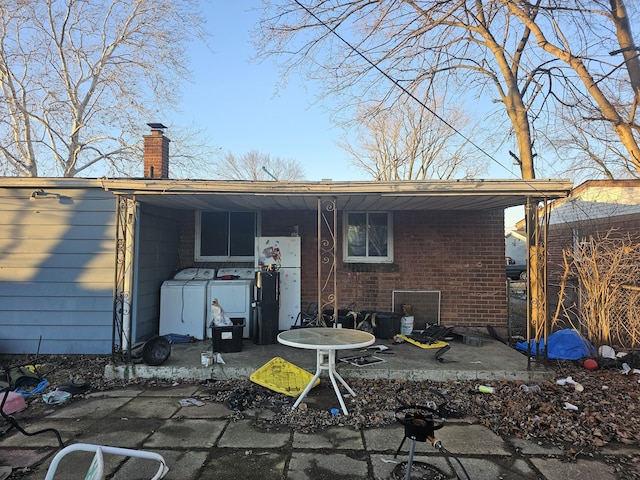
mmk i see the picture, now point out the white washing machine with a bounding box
[207,268,254,339]
[159,268,216,340]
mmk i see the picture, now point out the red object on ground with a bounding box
[584,358,599,371]
[1,391,27,415]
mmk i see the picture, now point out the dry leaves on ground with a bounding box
[3,354,640,455]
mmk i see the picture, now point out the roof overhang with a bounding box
[0,178,574,212]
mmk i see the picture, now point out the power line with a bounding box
[291,0,521,180]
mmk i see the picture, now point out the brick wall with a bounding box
[143,130,170,179]
[174,208,507,327]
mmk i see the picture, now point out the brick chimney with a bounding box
[143,123,170,179]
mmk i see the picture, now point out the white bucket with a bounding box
[400,316,414,335]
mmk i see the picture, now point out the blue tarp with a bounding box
[515,329,595,360]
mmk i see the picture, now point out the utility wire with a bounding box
[292,0,521,180]
[289,1,605,234]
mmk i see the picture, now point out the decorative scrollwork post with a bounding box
[317,197,337,326]
[113,195,136,359]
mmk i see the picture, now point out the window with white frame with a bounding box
[343,212,393,263]
[196,211,257,261]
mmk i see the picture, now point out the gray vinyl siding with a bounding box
[132,204,181,342]
[0,187,116,354]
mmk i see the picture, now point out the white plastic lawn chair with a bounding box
[44,443,169,480]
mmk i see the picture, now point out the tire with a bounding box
[519,271,527,281]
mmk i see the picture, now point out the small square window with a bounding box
[343,212,393,263]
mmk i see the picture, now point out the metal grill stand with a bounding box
[394,407,445,480]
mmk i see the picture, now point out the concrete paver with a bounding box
[109,396,181,419]
[143,419,227,449]
[437,424,512,456]
[111,449,209,480]
[292,427,363,450]
[288,452,369,480]
[216,419,291,449]
[203,450,286,480]
[47,396,131,419]
[530,457,619,480]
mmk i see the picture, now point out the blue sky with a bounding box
[176,1,363,182]
[175,1,525,228]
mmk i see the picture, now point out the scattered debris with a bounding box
[2,353,640,454]
[519,384,541,394]
[178,398,205,407]
[42,390,72,405]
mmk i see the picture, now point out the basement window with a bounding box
[343,212,393,263]
[196,211,257,262]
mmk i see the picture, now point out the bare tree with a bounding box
[506,0,640,176]
[552,107,640,182]
[0,0,206,178]
[212,150,306,181]
[256,1,545,179]
[339,94,489,180]
[256,0,640,180]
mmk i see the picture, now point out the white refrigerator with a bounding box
[255,236,301,330]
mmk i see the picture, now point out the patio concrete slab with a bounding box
[105,334,553,385]
[171,401,234,419]
[107,396,180,419]
[143,419,227,449]
[292,426,363,450]
[47,396,131,419]
[287,452,369,480]
[111,449,209,480]
[450,456,539,480]
[73,417,161,448]
[0,448,51,469]
[139,384,200,397]
[0,418,91,447]
[436,424,512,455]
[370,454,455,480]
[216,419,290,449]
[530,457,619,480]
[202,450,286,480]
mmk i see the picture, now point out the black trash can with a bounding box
[212,318,244,352]
[362,311,402,339]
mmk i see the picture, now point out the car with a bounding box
[506,263,527,281]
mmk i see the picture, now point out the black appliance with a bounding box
[254,270,280,345]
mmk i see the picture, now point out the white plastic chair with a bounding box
[44,443,169,480]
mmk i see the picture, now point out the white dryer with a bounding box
[159,268,216,340]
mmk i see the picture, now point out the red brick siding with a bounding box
[175,208,507,328]
[143,131,169,179]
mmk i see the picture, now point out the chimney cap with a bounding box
[147,122,167,131]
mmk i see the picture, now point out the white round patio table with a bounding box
[277,327,375,415]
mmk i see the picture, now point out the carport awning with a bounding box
[0,177,573,211]
[99,178,573,211]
